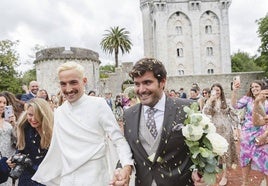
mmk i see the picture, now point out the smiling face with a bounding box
[29,81,39,95]
[27,105,41,129]
[211,86,222,99]
[59,69,87,103]
[251,82,262,97]
[134,71,166,107]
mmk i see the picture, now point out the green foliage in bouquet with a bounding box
[182,102,228,184]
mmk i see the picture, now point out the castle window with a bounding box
[207,69,214,74]
[175,26,182,35]
[206,47,213,56]
[190,2,200,10]
[178,70,185,75]
[205,25,212,34]
[177,48,183,57]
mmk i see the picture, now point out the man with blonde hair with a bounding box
[33,61,133,186]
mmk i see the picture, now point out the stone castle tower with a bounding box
[140,0,232,76]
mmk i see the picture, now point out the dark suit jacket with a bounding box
[0,157,9,184]
[21,93,35,102]
[124,97,194,186]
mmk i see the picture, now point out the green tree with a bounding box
[0,40,22,93]
[231,51,262,72]
[257,14,268,55]
[99,65,115,79]
[255,14,268,75]
[100,26,132,67]
[21,69,37,85]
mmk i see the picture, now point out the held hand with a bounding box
[6,157,16,169]
[255,131,268,146]
[109,166,132,186]
[8,114,16,127]
[255,90,268,103]
[192,170,209,186]
[232,81,241,91]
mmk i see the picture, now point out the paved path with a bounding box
[209,141,265,186]
[127,141,266,186]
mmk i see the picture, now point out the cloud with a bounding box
[0,0,267,72]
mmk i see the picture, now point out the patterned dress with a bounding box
[203,99,238,167]
[234,96,268,175]
[0,121,16,186]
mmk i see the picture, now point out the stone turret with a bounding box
[34,47,101,96]
[140,0,232,76]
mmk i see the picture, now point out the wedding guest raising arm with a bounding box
[231,79,268,186]
[203,83,238,186]
[252,87,268,126]
[0,93,16,186]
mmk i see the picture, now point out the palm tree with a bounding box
[100,26,132,67]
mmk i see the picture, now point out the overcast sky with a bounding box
[0,0,267,72]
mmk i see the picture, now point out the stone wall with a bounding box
[34,47,265,99]
[167,72,265,99]
[100,62,265,99]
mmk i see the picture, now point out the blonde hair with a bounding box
[17,98,53,150]
[57,61,85,79]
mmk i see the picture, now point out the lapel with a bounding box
[154,97,180,162]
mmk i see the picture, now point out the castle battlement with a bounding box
[34,47,100,63]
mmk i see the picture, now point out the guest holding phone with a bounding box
[0,93,16,186]
[231,79,268,186]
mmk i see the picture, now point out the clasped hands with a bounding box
[192,169,209,186]
[109,165,132,186]
[110,167,208,186]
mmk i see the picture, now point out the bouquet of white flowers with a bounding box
[182,103,229,185]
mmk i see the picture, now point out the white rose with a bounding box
[199,114,212,128]
[205,122,216,133]
[189,113,211,128]
[206,133,229,156]
[182,124,204,141]
[189,113,202,125]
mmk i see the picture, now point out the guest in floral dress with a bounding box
[231,80,268,186]
[7,98,53,186]
[0,93,16,186]
[203,83,238,186]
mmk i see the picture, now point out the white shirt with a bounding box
[143,93,166,132]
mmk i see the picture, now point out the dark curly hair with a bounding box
[129,58,167,84]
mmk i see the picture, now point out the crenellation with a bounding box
[34,47,100,63]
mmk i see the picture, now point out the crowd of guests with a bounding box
[0,58,268,186]
[161,79,268,186]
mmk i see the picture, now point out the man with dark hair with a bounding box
[111,58,205,186]
[179,87,187,98]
